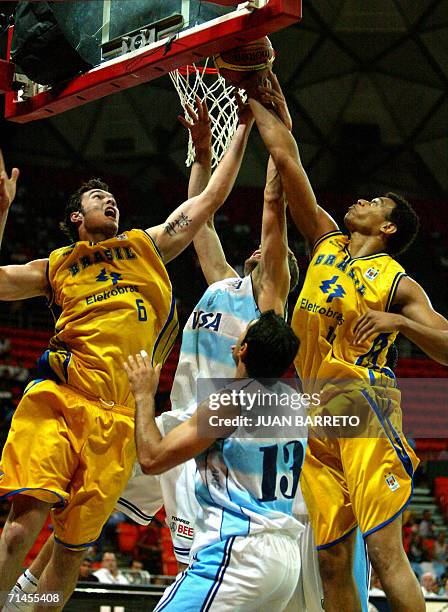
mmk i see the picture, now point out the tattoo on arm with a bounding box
[164,212,192,236]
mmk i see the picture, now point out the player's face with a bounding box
[344,196,395,234]
[79,189,120,238]
[244,246,262,276]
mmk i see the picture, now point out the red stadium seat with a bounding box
[117,522,139,554]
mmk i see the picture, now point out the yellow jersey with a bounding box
[42,229,178,407]
[291,231,406,393]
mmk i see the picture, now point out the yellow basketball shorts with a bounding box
[0,379,136,549]
[301,385,419,549]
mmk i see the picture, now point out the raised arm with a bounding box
[146,107,253,264]
[353,276,448,365]
[256,157,289,315]
[0,150,20,250]
[0,259,50,301]
[181,98,212,200]
[124,353,216,475]
[248,73,338,246]
[181,98,237,284]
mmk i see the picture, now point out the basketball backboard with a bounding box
[4,0,301,123]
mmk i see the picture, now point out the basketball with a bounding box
[213,37,274,86]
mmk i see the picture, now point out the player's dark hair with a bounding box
[60,178,110,242]
[287,249,299,293]
[384,192,419,256]
[242,310,299,378]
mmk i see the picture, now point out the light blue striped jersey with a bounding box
[191,380,307,555]
[170,275,259,412]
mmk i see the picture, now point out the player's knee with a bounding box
[318,547,351,583]
[367,531,405,576]
[4,521,29,552]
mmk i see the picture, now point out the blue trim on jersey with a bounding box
[155,538,236,611]
[37,350,57,382]
[23,378,46,394]
[154,571,189,612]
[368,369,375,385]
[316,524,357,550]
[53,535,98,549]
[201,536,235,611]
[360,389,414,478]
[152,291,177,365]
[362,486,414,539]
[159,320,180,364]
[0,486,64,506]
[312,230,344,256]
[141,229,164,263]
[354,529,370,612]
[173,546,191,554]
[116,497,154,523]
[386,272,407,312]
[62,352,71,382]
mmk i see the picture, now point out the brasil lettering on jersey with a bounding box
[314,252,367,296]
[67,245,137,277]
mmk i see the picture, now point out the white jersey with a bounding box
[191,380,307,556]
[170,275,260,412]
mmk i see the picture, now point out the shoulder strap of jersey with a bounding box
[311,230,344,257]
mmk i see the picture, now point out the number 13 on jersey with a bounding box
[258,441,304,502]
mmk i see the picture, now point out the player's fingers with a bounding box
[177,115,193,130]
[354,321,369,342]
[127,354,137,369]
[195,95,204,119]
[270,71,281,91]
[184,103,198,122]
[353,313,367,334]
[10,168,19,183]
[201,100,210,123]
[135,352,145,368]
[154,363,162,379]
[358,324,375,344]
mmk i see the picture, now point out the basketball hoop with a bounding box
[169,57,245,168]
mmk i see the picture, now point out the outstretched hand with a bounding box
[234,90,253,126]
[258,71,292,131]
[178,96,212,154]
[0,150,20,214]
[123,351,162,401]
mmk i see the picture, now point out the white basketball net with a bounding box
[169,58,246,168]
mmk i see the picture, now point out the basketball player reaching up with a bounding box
[125,318,303,612]
[114,93,301,564]
[247,72,448,612]
[0,108,253,610]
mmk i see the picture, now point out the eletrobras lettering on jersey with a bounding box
[43,229,178,407]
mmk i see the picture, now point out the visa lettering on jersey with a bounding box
[68,246,137,277]
[314,253,367,296]
[192,310,222,332]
